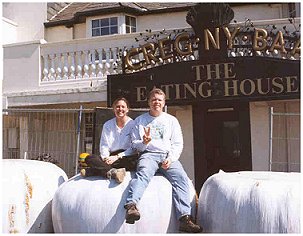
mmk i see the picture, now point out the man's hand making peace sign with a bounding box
[143,126,151,145]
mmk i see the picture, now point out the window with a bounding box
[90,15,137,37]
[222,121,240,158]
[92,17,118,37]
[125,15,136,33]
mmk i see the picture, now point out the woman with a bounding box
[80,97,138,183]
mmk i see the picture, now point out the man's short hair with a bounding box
[148,88,166,101]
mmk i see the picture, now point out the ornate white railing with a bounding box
[41,48,120,82]
[40,37,127,83]
[40,18,300,83]
[39,27,199,84]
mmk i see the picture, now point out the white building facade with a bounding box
[2,2,300,190]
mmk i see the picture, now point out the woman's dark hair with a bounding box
[112,97,130,109]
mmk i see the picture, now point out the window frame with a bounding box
[91,16,118,37]
[125,15,137,34]
[86,14,137,38]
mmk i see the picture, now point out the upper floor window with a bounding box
[125,15,136,33]
[92,17,118,37]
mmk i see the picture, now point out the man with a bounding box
[124,88,202,233]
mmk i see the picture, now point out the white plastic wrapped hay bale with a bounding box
[197,170,300,233]
[1,159,68,233]
[52,172,197,233]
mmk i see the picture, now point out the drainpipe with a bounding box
[75,105,83,174]
[285,103,290,172]
[269,107,273,171]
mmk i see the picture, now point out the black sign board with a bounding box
[107,57,300,108]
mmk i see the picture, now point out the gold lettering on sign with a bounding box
[133,61,298,103]
[253,28,268,51]
[192,65,204,81]
[158,37,173,60]
[141,42,159,65]
[124,26,300,72]
[272,77,284,94]
[240,79,256,95]
[136,87,147,101]
[198,81,212,97]
[224,80,238,96]
[193,63,236,81]
[269,31,286,53]
[206,64,220,80]
[224,63,236,79]
[161,84,174,100]
[125,47,144,70]
[174,32,193,56]
[204,28,220,50]
[223,26,240,49]
[175,84,181,99]
[184,83,197,98]
[291,40,300,55]
[256,78,270,95]
[285,76,298,92]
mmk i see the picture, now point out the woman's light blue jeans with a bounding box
[125,152,191,219]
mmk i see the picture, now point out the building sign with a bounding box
[108,57,299,108]
[124,29,300,72]
[107,3,300,108]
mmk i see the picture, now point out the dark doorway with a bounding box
[193,101,252,193]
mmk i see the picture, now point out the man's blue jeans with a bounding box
[125,152,191,219]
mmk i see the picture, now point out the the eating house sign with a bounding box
[108,56,299,108]
[107,4,300,108]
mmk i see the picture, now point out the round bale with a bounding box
[52,172,197,233]
[197,170,300,233]
[1,159,68,233]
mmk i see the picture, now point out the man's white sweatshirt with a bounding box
[131,112,183,162]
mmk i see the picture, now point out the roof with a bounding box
[47,2,70,21]
[44,2,196,27]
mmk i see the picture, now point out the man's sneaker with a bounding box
[80,169,86,177]
[179,215,203,233]
[80,168,96,177]
[107,168,126,183]
[124,203,140,224]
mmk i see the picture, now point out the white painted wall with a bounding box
[137,12,190,32]
[2,2,47,44]
[249,100,300,172]
[45,25,73,42]
[2,17,18,44]
[74,23,86,39]
[177,106,195,183]
[44,4,284,42]
[233,4,282,22]
[168,106,195,183]
[3,41,41,93]
[2,40,107,106]
[250,101,270,171]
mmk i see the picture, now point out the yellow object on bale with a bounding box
[79,153,90,167]
[79,153,90,162]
